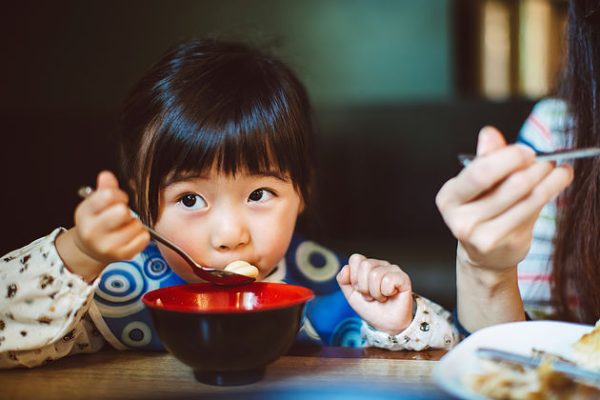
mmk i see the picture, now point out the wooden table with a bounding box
[1,345,450,399]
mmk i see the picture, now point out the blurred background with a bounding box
[0,0,568,309]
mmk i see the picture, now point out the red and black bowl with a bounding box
[142,282,314,386]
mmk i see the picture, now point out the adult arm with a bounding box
[436,127,573,332]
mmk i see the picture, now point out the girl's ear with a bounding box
[298,182,312,215]
[298,198,305,215]
[298,187,309,215]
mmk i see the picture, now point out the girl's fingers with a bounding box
[348,253,365,287]
[367,264,408,302]
[452,161,555,234]
[339,255,410,304]
[94,219,149,260]
[78,171,127,216]
[357,258,390,294]
[75,198,131,242]
[367,265,388,302]
[336,265,351,286]
[336,265,356,301]
[469,164,573,252]
[79,188,129,216]
[96,170,120,190]
[437,144,536,209]
[95,203,135,231]
[113,229,151,260]
[380,268,411,297]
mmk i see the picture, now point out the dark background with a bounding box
[0,1,539,308]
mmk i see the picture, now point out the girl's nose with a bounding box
[210,213,250,251]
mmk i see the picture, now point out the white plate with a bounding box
[433,320,593,400]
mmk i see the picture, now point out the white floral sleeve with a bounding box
[361,294,459,350]
[0,229,105,368]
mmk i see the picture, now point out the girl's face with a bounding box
[153,166,303,282]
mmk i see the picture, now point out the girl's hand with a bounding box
[435,127,574,275]
[73,171,150,263]
[56,171,150,282]
[337,253,413,335]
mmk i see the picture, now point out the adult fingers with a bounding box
[468,164,573,253]
[436,144,536,210]
[476,126,507,156]
[438,125,508,214]
[451,161,555,238]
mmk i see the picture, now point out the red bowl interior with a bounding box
[142,282,314,314]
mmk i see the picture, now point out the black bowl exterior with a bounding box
[147,303,306,373]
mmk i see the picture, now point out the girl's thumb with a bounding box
[96,170,120,190]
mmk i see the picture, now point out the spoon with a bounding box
[458,146,600,167]
[78,186,255,286]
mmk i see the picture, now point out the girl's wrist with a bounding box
[367,295,415,336]
[55,228,106,283]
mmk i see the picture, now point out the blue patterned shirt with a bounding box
[91,234,366,350]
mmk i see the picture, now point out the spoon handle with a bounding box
[144,226,198,269]
[458,146,600,167]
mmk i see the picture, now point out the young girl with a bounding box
[0,38,457,368]
[435,1,597,333]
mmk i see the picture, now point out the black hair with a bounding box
[118,38,315,226]
[554,0,600,323]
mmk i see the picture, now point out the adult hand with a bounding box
[436,127,573,274]
[337,253,413,335]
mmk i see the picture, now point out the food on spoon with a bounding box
[224,260,259,278]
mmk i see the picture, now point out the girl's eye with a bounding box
[178,194,207,210]
[248,188,274,203]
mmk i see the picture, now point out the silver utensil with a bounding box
[476,347,600,386]
[78,186,255,286]
[458,147,600,167]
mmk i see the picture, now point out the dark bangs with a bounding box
[119,39,315,225]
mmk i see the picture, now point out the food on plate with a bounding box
[572,320,600,371]
[469,322,600,399]
[224,260,259,278]
[470,359,537,399]
[470,359,600,399]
